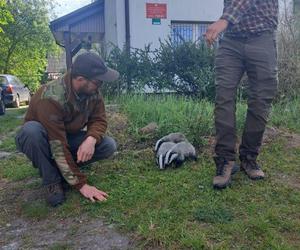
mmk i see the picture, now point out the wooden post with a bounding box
[64,31,72,70]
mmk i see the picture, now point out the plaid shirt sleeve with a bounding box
[221,0,256,24]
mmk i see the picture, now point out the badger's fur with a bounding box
[164,141,197,167]
[154,132,187,152]
[155,141,176,169]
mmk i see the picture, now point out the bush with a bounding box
[156,39,215,99]
[277,3,300,100]
[101,17,300,103]
[104,44,159,95]
[102,40,215,100]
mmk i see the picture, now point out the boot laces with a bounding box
[242,155,260,170]
[216,158,228,176]
[247,159,260,170]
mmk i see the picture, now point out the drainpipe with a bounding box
[125,0,132,91]
[125,0,130,53]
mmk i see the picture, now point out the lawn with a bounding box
[0,96,299,249]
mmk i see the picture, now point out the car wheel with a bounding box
[0,99,5,115]
[13,95,20,108]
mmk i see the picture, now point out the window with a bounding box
[171,22,211,45]
[13,76,24,87]
[0,76,8,86]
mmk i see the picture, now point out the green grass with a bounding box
[49,244,72,250]
[0,97,299,249]
[0,154,37,180]
[0,107,27,151]
[78,141,300,249]
[0,107,26,134]
[271,98,300,133]
[0,137,17,151]
[118,95,215,146]
[21,201,49,220]
[118,95,300,147]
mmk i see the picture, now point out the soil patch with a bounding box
[274,173,300,190]
[0,178,134,250]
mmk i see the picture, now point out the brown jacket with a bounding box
[25,73,107,189]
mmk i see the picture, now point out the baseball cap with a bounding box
[71,52,119,84]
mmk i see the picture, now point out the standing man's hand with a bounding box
[79,184,109,202]
[205,19,229,46]
[77,136,97,163]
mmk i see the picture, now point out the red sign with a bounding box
[146,3,167,19]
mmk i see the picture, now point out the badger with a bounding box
[164,141,197,167]
[154,132,187,152]
[155,141,176,169]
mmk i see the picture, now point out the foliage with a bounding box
[156,39,215,99]
[0,0,56,92]
[277,1,300,100]
[100,9,300,103]
[103,44,159,96]
[0,0,13,33]
[103,40,215,100]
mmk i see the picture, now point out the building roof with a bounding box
[50,0,105,47]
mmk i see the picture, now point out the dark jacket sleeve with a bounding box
[35,99,87,190]
[85,95,107,143]
[221,0,255,24]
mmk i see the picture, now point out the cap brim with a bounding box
[93,67,119,82]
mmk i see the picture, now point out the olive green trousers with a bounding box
[214,32,278,160]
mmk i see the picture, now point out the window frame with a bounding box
[170,20,212,45]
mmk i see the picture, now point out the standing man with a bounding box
[205,0,279,189]
[16,52,119,206]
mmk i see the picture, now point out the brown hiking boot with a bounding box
[213,157,239,189]
[44,182,65,207]
[240,154,265,180]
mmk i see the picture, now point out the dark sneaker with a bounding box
[213,157,240,189]
[240,154,265,180]
[44,183,65,207]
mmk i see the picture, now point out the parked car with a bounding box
[0,74,31,108]
[0,86,6,115]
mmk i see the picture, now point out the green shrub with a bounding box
[104,44,159,95]
[103,40,215,100]
[156,39,215,99]
[277,9,300,100]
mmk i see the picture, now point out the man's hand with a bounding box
[77,136,97,163]
[79,184,109,202]
[205,19,229,46]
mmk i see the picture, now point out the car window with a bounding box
[16,77,26,87]
[11,76,22,86]
[0,76,8,87]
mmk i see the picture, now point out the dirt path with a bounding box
[0,178,133,250]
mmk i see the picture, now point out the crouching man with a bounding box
[15,52,119,207]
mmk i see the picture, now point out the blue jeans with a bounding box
[15,121,117,186]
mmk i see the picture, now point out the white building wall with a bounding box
[104,0,118,48]
[105,0,223,50]
[115,0,126,49]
